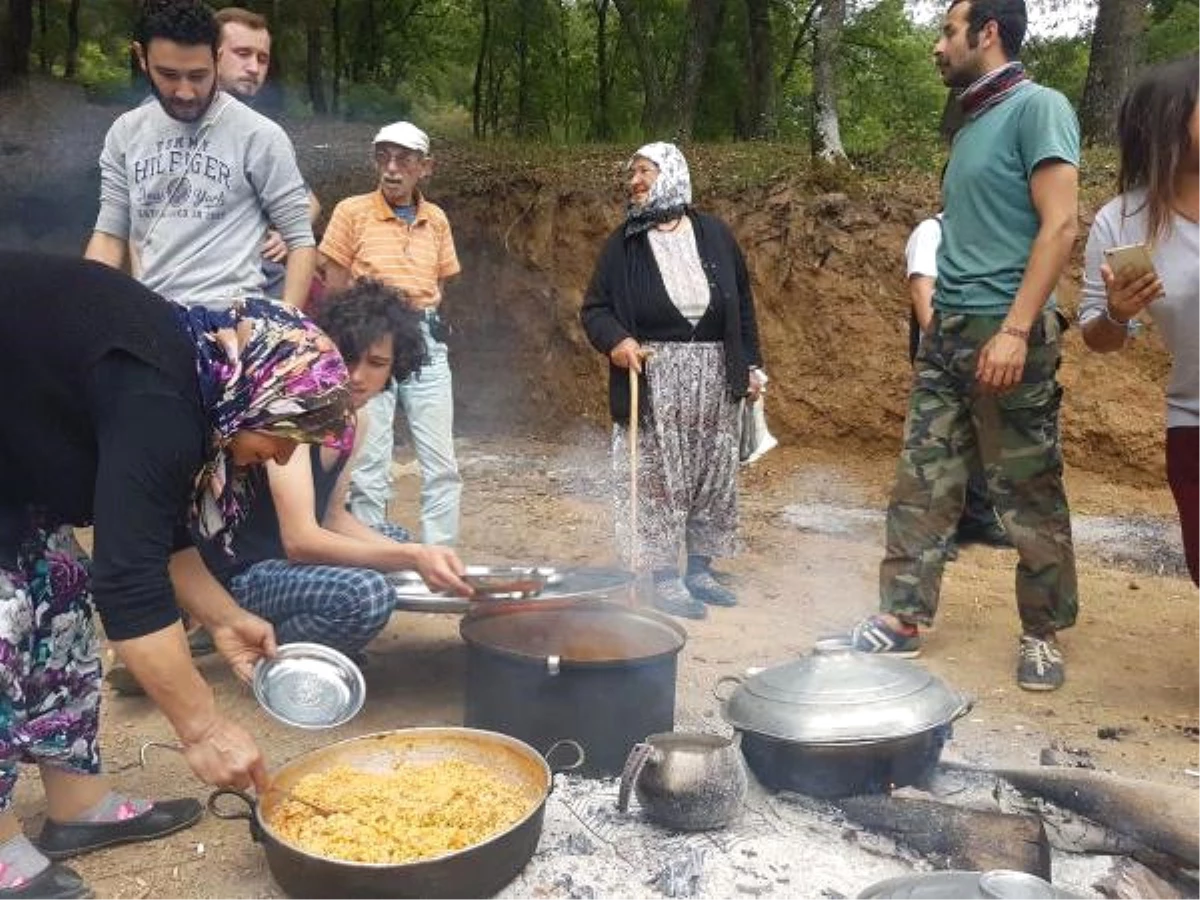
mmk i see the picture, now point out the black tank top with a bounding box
[204,445,348,585]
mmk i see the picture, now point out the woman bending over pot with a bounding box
[0,252,354,899]
[1079,55,1198,584]
[581,143,766,621]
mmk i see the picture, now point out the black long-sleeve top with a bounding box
[0,252,208,641]
[580,210,763,423]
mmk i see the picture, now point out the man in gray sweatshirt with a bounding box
[85,0,314,312]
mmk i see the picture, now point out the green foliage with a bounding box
[838,0,946,168]
[1023,36,1090,106]
[1144,0,1200,63]
[338,82,412,122]
[75,41,135,103]
[29,0,1172,172]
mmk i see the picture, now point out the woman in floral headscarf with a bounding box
[0,252,353,899]
[581,143,766,621]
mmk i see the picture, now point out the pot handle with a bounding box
[207,789,264,843]
[543,738,586,774]
[712,674,743,703]
[952,696,975,721]
[617,742,657,813]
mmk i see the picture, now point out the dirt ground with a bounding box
[18,435,1193,899]
[0,78,1195,897]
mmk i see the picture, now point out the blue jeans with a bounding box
[347,322,462,546]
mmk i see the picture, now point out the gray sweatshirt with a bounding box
[1080,190,1199,429]
[94,91,313,309]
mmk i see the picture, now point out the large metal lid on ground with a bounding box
[459,598,686,666]
[391,565,635,613]
[857,869,1084,898]
[719,639,971,744]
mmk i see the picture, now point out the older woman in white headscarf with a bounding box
[581,143,766,620]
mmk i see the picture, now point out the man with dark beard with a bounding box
[85,0,314,313]
[852,0,1079,693]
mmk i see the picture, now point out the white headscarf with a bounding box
[625,142,692,236]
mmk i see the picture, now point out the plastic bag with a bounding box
[739,397,778,465]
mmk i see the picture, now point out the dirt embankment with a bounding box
[0,80,1172,485]
[298,137,1171,487]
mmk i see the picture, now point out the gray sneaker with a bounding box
[1017,635,1064,691]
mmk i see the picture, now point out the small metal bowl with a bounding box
[461,565,556,599]
[252,643,366,729]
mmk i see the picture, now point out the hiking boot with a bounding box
[955,516,1013,549]
[1017,634,1064,692]
[850,614,922,658]
[684,570,737,607]
[652,578,707,620]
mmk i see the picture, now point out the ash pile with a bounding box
[502,753,1198,900]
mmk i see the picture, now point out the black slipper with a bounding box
[36,797,203,860]
[0,863,91,899]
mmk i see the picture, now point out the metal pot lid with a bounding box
[720,639,971,744]
[857,869,1084,899]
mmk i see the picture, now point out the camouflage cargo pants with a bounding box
[879,310,1078,636]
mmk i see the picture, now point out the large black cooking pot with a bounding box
[717,640,972,798]
[208,727,583,899]
[460,598,687,777]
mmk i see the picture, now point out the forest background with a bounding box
[0,0,1197,170]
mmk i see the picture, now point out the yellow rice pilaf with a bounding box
[268,759,536,864]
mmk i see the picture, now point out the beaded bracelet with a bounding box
[999,324,1030,340]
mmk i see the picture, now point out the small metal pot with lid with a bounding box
[715,639,972,798]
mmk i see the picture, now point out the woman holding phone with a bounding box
[1079,54,1198,584]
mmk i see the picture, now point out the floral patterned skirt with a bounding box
[0,508,101,810]
[612,342,739,573]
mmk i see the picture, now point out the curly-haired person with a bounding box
[197,280,472,661]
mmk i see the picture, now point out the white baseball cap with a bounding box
[372,121,429,155]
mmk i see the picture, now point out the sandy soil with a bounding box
[20,435,1193,899]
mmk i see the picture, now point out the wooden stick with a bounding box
[629,367,640,577]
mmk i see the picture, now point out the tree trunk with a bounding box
[514,0,531,137]
[1079,0,1145,145]
[811,0,846,161]
[744,0,775,139]
[330,0,341,114]
[64,0,79,77]
[7,0,33,80]
[611,0,667,133]
[560,0,571,141]
[592,0,612,139]
[672,0,725,142]
[472,0,491,138]
[305,18,326,114]
[36,0,45,73]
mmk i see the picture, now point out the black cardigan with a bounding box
[0,252,207,641]
[580,211,763,423]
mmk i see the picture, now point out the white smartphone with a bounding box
[1103,242,1157,279]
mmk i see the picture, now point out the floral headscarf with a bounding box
[624,142,693,236]
[175,297,355,550]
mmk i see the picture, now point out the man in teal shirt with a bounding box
[853,0,1079,692]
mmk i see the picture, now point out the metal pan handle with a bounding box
[543,738,586,774]
[207,788,264,843]
[207,788,255,822]
[712,674,744,703]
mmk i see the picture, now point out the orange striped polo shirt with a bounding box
[319,189,461,309]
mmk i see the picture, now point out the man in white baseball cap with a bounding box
[319,122,463,545]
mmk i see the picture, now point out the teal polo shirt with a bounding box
[935,81,1080,316]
